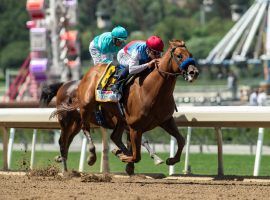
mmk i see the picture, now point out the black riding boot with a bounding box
[112,67,129,93]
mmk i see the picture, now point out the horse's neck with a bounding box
[143,54,176,100]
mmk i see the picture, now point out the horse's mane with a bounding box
[169,39,186,48]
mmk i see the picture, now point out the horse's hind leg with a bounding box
[66,112,82,152]
[142,136,164,165]
[56,125,70,172]
[81,109,96,166]
[159,117,185,165]
[56,112,81,172]
[84,128,96,166]
[124,133,163,175]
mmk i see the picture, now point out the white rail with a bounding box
[1,107,270,176]
[172,106,270,176]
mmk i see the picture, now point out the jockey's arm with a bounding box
[128,52,150,75]
[129,63,149,75]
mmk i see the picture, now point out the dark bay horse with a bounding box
[39,80,163,172]
[40,80,92,171]
[67,40,199,173]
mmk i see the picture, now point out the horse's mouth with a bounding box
[186,68,199,83]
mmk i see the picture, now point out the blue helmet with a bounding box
[111,26,128,40]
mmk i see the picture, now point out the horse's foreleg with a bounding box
[119,129,142,163]
[110,123,130,155]
[125,131,134,175]
[160,117,185,165]
[124,133,164,175]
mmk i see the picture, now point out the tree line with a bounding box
[0,0,253,71]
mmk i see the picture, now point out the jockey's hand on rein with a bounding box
[148,59,159,69]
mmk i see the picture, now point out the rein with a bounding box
[155,45,186,78]
[155,64,182,77]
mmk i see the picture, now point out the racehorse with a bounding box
[65,39,199,173]
[39,81,163,173]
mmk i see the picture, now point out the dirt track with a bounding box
[1,172,270,200]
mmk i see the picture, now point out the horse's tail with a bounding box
[49,97,80,120]
[39,82,64,107]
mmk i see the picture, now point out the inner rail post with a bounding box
[100,128,109,173]
[183,127,192,175]
[30,129,37,170]
[1,126,8,170]
[215,127,224,176]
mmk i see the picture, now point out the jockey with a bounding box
[113,35,164,93]
[89,26,128,65]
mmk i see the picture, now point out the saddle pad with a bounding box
[95,64,120,102]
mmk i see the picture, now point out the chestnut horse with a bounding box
[66,40,199,173]
[40,80,163,172]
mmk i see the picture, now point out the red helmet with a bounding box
[146,36,164,52]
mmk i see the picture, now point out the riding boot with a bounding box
[112,67,129,93]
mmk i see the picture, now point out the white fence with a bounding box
[1,107,270,176]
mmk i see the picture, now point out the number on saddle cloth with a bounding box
[96,64,117,91]
[95,64,121,102]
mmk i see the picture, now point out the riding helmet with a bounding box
[146,36,164,52]
[111,26,128,40]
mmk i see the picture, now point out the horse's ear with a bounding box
[169,40,178,47]
[169,39,185,47]
[180,41,185,46]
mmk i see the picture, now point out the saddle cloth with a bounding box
[95,63,121,102]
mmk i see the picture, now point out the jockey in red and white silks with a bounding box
[113,36,164,93]
[117,36,164,74]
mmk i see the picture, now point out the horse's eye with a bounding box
[177,54,183,59]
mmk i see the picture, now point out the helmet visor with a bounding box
[149,48,162,57]
[113,37,126,46]
[115,37,126,41]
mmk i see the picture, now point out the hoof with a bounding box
[62,169,68,176]
[87,154,97,166]
[152,154,164,165]
[119,154,134,163]
[111,148,123,157]
[55,155,63,163]
[166,158,179,166]
[125,163,135,175]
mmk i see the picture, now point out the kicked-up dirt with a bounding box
[1,170,270,200]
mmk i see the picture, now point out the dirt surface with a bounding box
[1,171,270,200]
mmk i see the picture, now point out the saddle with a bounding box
[95,63,138,103]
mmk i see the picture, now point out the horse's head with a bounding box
[168,40,199,82]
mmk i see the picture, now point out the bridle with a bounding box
[156,45,196,79]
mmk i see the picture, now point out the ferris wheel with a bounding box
[27,0,81,82]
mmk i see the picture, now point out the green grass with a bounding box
[1,151,270,176]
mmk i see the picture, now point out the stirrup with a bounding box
[117,101,125,117]
[112,88,120,96]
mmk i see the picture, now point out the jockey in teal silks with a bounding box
[112,35,164,93]
[89,26,128,65]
